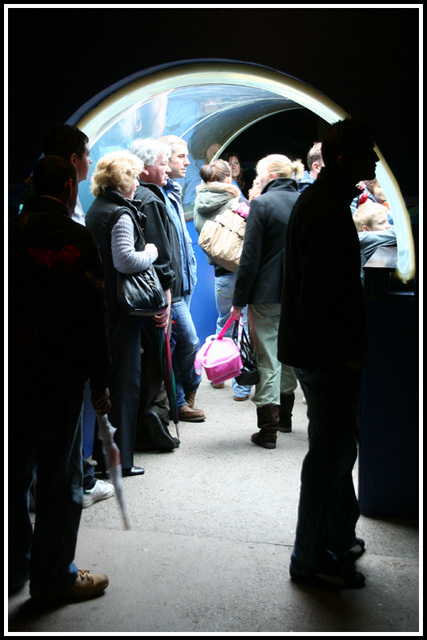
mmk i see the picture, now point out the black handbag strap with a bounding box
[232,319,250,350]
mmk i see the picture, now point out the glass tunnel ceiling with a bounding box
[72,60,415,282]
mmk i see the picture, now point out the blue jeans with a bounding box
[215,273,252,398]
[8,384,84,594]
[172,296,202,408]
[291,365,362,574]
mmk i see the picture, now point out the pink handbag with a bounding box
[194,316,243,384]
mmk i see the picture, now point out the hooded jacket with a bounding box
[193,181,240,277]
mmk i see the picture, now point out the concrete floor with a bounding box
[7,380,420,634]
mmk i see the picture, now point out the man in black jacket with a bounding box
[8,156,111,601]
[129,139,204,454]
[42,122,115,507]
[278,118,379,589]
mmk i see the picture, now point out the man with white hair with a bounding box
[129,139,204,453]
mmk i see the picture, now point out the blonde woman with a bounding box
[230,154,303,448]
[86,150,162,476]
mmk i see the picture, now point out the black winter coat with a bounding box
[10,195,111,390]
[232,178,300,307]
[278,168,367,369]
[134,181,182,302]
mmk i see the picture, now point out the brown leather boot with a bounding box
[251,405,280,449]
[277,392,295,433]
[185,391,196,408]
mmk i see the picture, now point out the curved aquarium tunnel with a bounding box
[70,59,418,516]
[69,58,416,339]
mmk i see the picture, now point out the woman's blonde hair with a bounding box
[353,201,389,232]
[256,154,304,182]
[91,150,144,197]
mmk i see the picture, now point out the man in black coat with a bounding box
[129,139,204,454]
[278,118,379,589]
[8,156,111,601]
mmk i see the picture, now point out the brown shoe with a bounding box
[178,404,206,422]
[66,570,109,599]
[30,569,109,601]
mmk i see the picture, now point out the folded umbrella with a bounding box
[162,324,179,437]
[96,413,131,529]
[152,321,180,438]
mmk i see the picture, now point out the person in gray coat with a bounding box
[193,159,252,401]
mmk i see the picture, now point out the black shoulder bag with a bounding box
[112,207,167,317]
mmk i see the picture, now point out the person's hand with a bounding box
[145,243,158,262]
[91,387,111,414]
[230,305,242,321]
[153,306,170,329]
[153,287,171,328]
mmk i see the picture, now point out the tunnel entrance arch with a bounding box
[69,58,415,283]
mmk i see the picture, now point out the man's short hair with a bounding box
[306,142,323,170]
[158,135,187,154]
[321,118,373,168]
[32,155,77,198]
[128,138,171,166]
[42,123,89,159]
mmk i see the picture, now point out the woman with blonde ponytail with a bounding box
[230,153,302,449]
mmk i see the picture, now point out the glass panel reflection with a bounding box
[79,83,299,216]
[74,60,414,282]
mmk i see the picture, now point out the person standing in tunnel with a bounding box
[128,138,204,453]
[230,154,303,447]
[193,159,253,401]
[42,122,115,507]
[278,118,378,589]
[297,141,324,192]
[158,135,204,418]
[8,156,111,600]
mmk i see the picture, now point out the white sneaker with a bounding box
[83,479,115,508]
